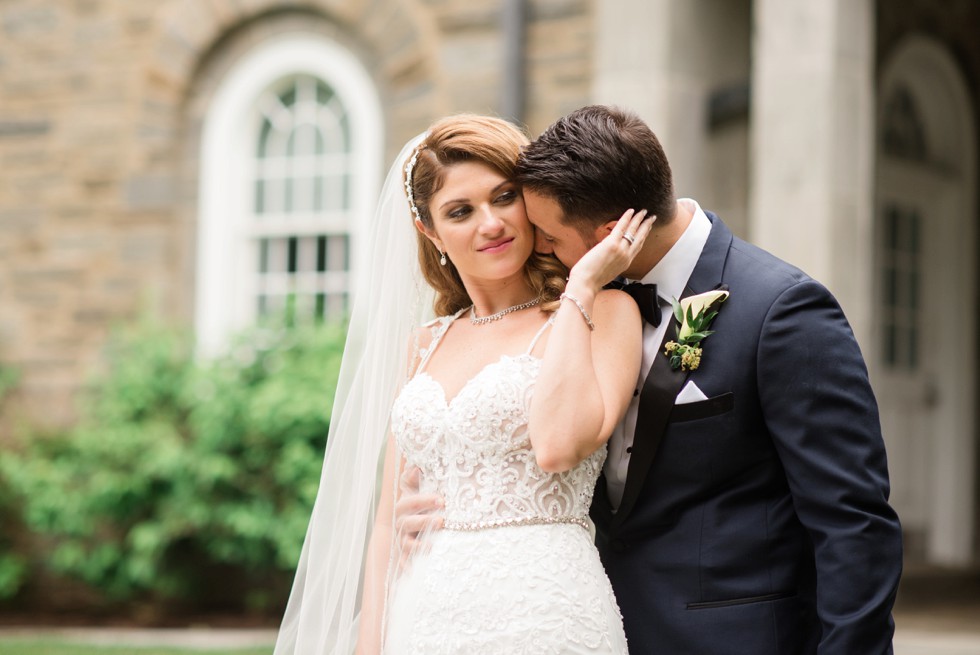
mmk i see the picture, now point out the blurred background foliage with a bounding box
[0,317,345,618]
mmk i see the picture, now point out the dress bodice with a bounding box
[390,312,606,531]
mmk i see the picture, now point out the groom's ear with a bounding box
[594,219,618,243]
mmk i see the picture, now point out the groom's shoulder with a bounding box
[703,211,809,295]
[705,212,840,309]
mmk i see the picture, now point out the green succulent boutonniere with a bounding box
[664,287,730,371]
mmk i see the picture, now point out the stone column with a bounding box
[748,0,875,344]
[592,0,752,235]
[593,0,720,200]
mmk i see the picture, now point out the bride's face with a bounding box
[421,161,534,282]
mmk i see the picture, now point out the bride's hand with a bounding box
[566,209,655,294]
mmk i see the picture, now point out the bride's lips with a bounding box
[478,237,514,254]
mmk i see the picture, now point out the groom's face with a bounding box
[523,190,599,268]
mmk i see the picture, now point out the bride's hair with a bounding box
[405,114,567,317]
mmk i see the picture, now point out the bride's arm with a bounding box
[529,210,650,472]
[530,291,641,472]
[356,329,417,655]
[355,435,399,655]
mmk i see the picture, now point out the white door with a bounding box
[875,161,976,566]
[875,162,947,558]
[874,38,978,567]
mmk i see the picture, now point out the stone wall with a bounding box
[0,0,178,431]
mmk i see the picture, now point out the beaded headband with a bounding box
[403,142,426,220]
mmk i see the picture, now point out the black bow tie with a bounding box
[607,281,662,327]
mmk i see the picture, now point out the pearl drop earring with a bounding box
[440,250,447,266]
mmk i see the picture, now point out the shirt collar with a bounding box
[633,198,711,304]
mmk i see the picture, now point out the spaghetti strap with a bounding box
[416,306,469,374]
[525,314,556,356]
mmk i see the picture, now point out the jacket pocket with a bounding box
[669,391,734,423]
[686,590,795,610]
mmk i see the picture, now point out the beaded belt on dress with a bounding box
[444,515,589,532]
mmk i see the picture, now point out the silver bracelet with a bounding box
[560,292,595,331]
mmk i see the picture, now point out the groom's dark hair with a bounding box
[515,105,675,235]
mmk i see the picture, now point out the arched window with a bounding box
[252,76,352,320]
[197,35,382,353]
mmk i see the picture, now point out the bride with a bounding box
[273,115,653,654]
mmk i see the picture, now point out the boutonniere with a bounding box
[664,287,730,371]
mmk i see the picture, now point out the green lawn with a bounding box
[0,640,271,655]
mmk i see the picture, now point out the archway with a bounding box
[874,35,978,565]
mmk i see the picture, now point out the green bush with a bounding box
[0,319,345,610]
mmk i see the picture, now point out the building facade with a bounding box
[0,0,977,567]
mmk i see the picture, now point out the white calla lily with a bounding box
[665,287,730,371]
[676,289,730,341]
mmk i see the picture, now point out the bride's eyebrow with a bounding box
[438,181,512,210]
[439,197,470,210]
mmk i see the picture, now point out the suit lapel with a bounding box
[681,212,732,297]
[609,212,734,530]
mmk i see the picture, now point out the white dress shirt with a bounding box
[603,199,712,510]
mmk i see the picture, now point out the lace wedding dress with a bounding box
[385,311,628,654]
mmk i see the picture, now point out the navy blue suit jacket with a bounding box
[591,214,903,654]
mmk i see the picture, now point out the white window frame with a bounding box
[196,34,382,354]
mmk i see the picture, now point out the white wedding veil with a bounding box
[273,134,433,655]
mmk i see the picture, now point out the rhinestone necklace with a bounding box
[469,297,541,325]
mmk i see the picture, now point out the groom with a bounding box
[514,105,903,654]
